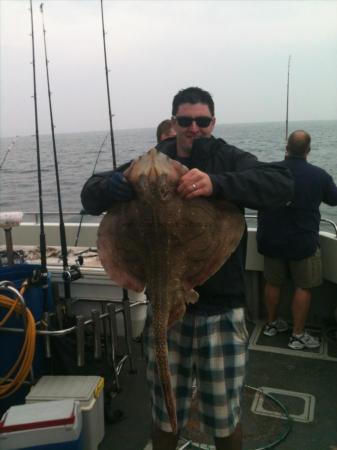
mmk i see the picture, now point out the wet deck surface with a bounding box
[96,339,151,450]
[99,320,337,450]
[1,296,335,449]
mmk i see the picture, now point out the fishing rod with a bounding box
[0,136,19,170]
[285,55,291,141]
[74,132,109,247]
[100,0,117,169]
[100,0,133,318]
[29,0,48,308]
[39,3,80,300]
[75,0,116,247]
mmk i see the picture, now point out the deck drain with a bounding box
[251,386,315,423]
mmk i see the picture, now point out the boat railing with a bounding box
[319,218,337,237]
[245,213,337,238]
[24,211,103,224]
[16,211,337,238]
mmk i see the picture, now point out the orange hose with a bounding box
[0,283,37,398]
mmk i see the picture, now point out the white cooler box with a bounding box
[25,376,104,450]
[0,399,82,450]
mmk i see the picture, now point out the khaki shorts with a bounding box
[264,249,322,288]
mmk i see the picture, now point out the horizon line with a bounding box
[1,118,336,140]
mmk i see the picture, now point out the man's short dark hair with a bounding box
[172,87,214,116]
[287,130,311,157]
[156,119,173,143]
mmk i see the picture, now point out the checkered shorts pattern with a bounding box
[144,307,248,438]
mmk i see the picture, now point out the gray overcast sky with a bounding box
[1,0,337,137]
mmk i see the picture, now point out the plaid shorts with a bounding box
[144,307,248,437]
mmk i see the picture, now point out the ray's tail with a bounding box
[153,313,178,434]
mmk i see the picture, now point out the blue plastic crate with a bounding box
[0,264,54,412]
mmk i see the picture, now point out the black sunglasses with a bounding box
[173,116,213,128]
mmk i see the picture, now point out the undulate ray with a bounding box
[97,148,245,434]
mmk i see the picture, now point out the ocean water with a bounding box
[0,120,336,228]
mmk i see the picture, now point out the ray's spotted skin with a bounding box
[97,148,245,434]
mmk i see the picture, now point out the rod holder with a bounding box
[107,303,120,392]
[91,309,102,359]
[55,303,64,330]
[76,315,85,367]
[42,311,51,358]
[122,289,136,374]
[4,229,14,265]
[0,211,23,265]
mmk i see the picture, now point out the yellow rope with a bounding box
[0,283,36,398]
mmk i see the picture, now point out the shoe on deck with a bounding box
[288,331,320,350]
[263,318,288,336]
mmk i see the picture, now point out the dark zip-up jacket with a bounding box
[257,156,337,261]
[81,136,294,313]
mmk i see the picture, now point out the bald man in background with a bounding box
[257,130,337,350]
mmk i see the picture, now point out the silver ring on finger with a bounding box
[192,183,197,191]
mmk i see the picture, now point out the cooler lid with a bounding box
[0,399,76,433]
[26,375,103,402]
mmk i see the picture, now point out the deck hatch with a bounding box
[251,386,315,423]
[249,322,337,362]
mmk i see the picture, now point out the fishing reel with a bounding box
[28,269,49,289]
[62,264,82,283]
